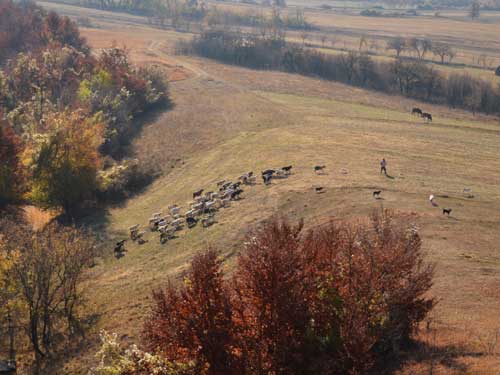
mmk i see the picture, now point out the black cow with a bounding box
[412,107,423,116]
[422,112,432,122]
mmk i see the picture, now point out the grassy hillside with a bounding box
[33,4,500,373]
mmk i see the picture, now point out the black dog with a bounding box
[187,216,198,228]
[314,165,326,174]
[114,239,127,253]
[373,190,382,198]
[443,208,452,216]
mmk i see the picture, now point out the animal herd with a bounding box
[116,165,319,256]
[115,104,470,257]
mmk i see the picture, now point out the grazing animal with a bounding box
[231,188,244,200]
[222,182,233,190]
[314,165,326,174]
[412,107,423,116]
[248,171,254,177]
[282,165,293,173]
[262,169,275,176]
[193,189,204,199]
[443,208,452,216]
[114,240,127,253]
[422,112,432,122]
[216,180,226,187]
[186,216,198,228]
[262,174,272,185]
[315,187,325,193]
[373,190,381,198]
[232,182,242,189]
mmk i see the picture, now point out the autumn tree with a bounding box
[233,219,313,375]
[0,113,23,206]
[0,219,95,366]
[144,249,239,375]
[30,111,103,215]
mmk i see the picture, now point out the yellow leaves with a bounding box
[78,69,113,102]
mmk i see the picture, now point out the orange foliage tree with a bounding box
[30,111,103,215]
[0,112,22,205]
[144,250,240,375]
[143,211,435,375]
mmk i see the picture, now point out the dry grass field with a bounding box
[36,2,500,374]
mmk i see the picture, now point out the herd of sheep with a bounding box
[115,166,300,255]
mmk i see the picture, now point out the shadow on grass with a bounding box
[373,339,484,374]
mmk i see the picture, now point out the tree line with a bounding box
[180,30,500,116]
[91,212,435,375]
[0,1,170,216]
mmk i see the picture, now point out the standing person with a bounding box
[380,158,387,175]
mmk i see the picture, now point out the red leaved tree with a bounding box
[143,249,240,375]
[0,113,23,205]
[305,211,435,374]
[143,211,435,375]
[232,219,315,375]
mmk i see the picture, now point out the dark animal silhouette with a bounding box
[443,208,452,216]
[262,174,272,185]
[231,188,244,200]
[373,190,381,198]
[114,239,127,254]
[282,165,293,172]
[315,187,325,193]
[193,189,204,199]
[262,169,275,176]
[221,182,233,191]
[314,165,326,174]
[422,112,432,122]
[412,107,423,116]
[232,182,242,189]
[187,217,198,228]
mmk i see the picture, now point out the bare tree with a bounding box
[359,35,368,51]
[1,220,95,367]
[300,31,309,46]
[387,37,406,57]
[330,36,338,48]
[408,38,432,60]
[339,51,361,83]
[432,43,454,64]
[320,34,327,48]
[470,0,480,19]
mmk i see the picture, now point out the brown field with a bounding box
[35,2,500,374]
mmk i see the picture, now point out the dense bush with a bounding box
[185,30,500,116]
[143,211,435,375]
[0,112,23,206]
[0,1,170,214]
[0,0,87,65]
[92,332,195,375]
